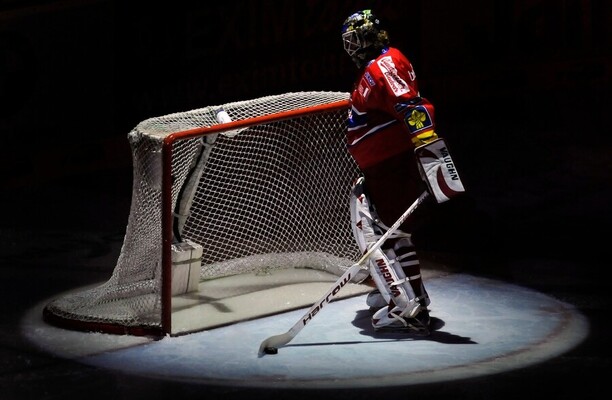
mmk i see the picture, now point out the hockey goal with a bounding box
[43,91,371,336]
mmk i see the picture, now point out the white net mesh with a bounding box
[43,91,363,335]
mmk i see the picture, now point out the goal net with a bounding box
[43,91,370,336]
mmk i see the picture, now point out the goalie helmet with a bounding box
[341,9,390,69]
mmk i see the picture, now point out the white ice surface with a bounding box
[22,273,588,389]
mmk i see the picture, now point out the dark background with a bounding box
[0,0,610,399]
[1,0,609,261]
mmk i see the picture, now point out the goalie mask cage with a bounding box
[43,91,366,337]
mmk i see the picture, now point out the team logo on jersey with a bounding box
[404,105,433,134]
[377,56,409,97]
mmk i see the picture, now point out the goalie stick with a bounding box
[258,190,429,356]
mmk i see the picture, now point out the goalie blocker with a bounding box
[414,138,465,203]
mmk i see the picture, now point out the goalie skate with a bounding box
[372,305,431,336]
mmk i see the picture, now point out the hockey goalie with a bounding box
[343,9,465,335]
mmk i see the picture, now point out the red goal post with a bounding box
[43,91,369,336]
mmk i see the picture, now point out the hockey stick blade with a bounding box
[257,191,429,356]
[258,263,362,356]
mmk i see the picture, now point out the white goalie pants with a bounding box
[350,178,430,320]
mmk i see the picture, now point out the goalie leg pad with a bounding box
[392,237,430,308]
[371,237,431,333]
[350,178,395,307]
[350,178,421,316]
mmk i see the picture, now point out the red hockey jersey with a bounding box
[347,47,436,169]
